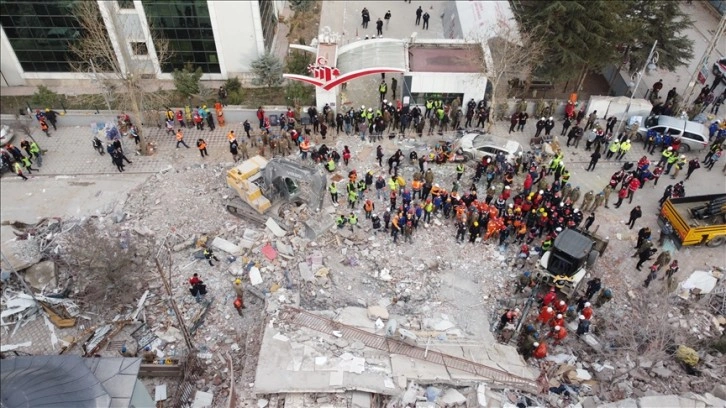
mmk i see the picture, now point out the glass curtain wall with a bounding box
[141,0,220,73]
[0,0,82,72]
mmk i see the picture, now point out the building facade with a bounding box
[0,0,284,87]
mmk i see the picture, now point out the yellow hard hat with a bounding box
[234,278,242,284]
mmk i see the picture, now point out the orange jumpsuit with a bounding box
[536,306,555,325]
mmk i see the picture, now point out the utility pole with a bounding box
[683,15,726,106]
[155,257,195,351]
[617,40,658,134]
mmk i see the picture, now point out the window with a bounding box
[258,0,277,52]
[131,42,148,55]
[1,1,85,72]
[683,132,705,143]
[141,0,220,73]
[118,0,135,9]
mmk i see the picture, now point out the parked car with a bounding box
[712,57,726,84]
[637,115,709,152]
[453,132,524,162]
[0,125,14,145]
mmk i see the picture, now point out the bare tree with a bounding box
[475,13,545,114]
[597,293,679,366]
[57,218,149,305]
[68,1,171,155]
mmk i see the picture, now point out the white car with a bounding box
[0,125,14,145]
[454,132,523,162]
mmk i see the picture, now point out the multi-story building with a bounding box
[0,0,285,87]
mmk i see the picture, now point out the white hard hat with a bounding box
[546,307,553,312]
[368,108,373,112]
[574,208,579,213]
[554,325,561,330]
[680,154,686,159]
[434,183,439,187]
[549,117,553,120]
[539,190,544,194]
[584,302,591,307]
[559,300,565,305]
[541,117,545,121]
[667,147,673,151]
[505,186,511,189]
[556,314,563,319]
[533,342,540,347]
[361,105,365,109]
[579,315,585,320]
[514,308,521,313]
[383,99,388,104]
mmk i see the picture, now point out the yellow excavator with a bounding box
[225,156,331,239]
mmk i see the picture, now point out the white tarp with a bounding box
[678,270,718,299]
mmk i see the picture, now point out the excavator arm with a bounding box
[262,158,327,212]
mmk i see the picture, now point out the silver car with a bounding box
[454,132,524,162]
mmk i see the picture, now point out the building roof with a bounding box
[0,356,142,408]
[336,39,407,74]
[409,43,484,73]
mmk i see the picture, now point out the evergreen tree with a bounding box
[251,53,283,88]
[172,63,203,99]
[620,1,695,74]
[516,1,625,84]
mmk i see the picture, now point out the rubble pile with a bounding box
[2,131,726,407]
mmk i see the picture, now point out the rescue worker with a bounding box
[532,341,548,359]
[176,129,190,148]
[347,212,358,231]
[363,199,375,219]
[13,161,28,180]
[670,155,687,179]
[336,214,346,228]
[196,138,208,157]
[455,163,464,180]
[548,325,567,345]
[233,295,245,316]
[615,139,631,161]
[576,315,591,335]
[203,247,220,266]
[536,306,555,327]
[594,288,612,307]
[329,182,338,204]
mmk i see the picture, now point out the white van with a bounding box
[638,115,709,152]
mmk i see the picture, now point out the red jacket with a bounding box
[628,178,641,192]
[618,187,628,199]
[257,109,265,120]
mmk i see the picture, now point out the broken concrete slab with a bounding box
[335,307,376,331]
[266,218,286,237]
[350,391,371,408]
[191,390,214,408]
[367,305,389,321]
[439,388,466,405]
[23,260,57,290]
[276,241,294,257]
[172,236,195,252]
[638,395,706,408]
[712,384,726,400]
[249,266,263,286]
[0,239,42,272]
[211,236,242,256]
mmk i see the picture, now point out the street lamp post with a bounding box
[617,40,658,136]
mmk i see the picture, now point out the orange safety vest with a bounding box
[431,186,441,197]
[176,131,183,141]
[40,121,48,130]
[364,201,373,212]
[227,131,235,141]
[412,180,422,191]
[300,141,310,152]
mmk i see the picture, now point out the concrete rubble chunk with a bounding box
[191,390,214,408]
[23,260,57,290]
[476,383,487,407]
[133,225,155,237]
[439,388,466,405]
[713,384,726,400]
[172,236,196,252]
[367,305,389,320]
[276,241,293,256]
[265,218,286,237]
[1,240,42,272]
[211,236,242,256]
[351,391,371,408]
[257,399,269,408]
[249,266,263,285]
